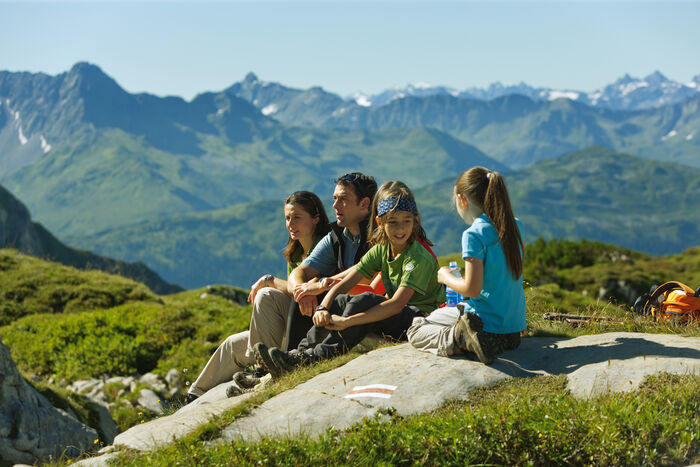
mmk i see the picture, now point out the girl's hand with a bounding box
[294,278,340,302]
[247,275,270,303]
[325,314,350,331]
[319,277,340,290]
[313,309,330,327]
[436,266,452,285]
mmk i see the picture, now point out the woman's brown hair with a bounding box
[367,181,432,248]
[282,191,331,266]
[455,167,523,279]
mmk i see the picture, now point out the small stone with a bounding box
[137,389,167,415]
[165,368,182,389]
[140,373,167,393]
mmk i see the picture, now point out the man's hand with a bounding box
[293,281,321,302]
[312,309,330,327]
[325,314,350,331]
[298,295,318,317]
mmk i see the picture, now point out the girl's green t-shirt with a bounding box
[356,240,444,313]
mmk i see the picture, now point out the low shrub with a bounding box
[0,249,158,326]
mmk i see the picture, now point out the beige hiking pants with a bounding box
[188,287,291,396]
[407,306,461,357]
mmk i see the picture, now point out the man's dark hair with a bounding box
[334,172,378,204]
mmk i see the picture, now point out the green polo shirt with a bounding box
[356,241,444,313]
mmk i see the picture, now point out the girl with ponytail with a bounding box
[407,167,526,364]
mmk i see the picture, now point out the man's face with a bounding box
[332,183,365,228]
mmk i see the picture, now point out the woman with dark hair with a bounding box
[185,191,330,401]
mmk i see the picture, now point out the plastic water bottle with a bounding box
[445,261,462,306]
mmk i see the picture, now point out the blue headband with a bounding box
[377,196,418,217]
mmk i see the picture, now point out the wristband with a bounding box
[315,304,328,312]
[263,274,274,286]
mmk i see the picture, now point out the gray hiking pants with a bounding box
[407,306,462,356]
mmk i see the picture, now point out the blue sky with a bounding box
[1,1,699,100]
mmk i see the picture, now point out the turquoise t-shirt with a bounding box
[461,214,526,334]
[356,241,444,313]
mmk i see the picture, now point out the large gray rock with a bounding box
[105,332,699,455]
[221,332,700,442]
[0,338,99,464]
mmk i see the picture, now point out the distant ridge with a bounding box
[0,184,181,294]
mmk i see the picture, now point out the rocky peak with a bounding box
[644,70,669,85]
[243,72,259,83]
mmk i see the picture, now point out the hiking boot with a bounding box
[269,347,311,374]
[233,366,266,389]
[183,393,198,405]
[454,312,496,364]
[253,342,281,378]
[225,384,243,398]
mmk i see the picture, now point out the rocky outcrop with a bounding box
[0,338,98,464]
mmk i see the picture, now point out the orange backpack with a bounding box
[632,281,700,324]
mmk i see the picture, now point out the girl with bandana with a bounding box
[407,167,526,364]
[257,181,444,373]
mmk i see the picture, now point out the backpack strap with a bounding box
[329,222,345,274]
[353,218,370,265]
[329,218,371,273]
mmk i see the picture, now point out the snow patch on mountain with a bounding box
[620,81,649,95]
[261,104,278,116]
[353,93,372,107]
[40,135,51,153]
[661,130,677,141]
[18,126,27,145]
[548,91,580,101]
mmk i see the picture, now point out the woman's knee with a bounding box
[253,287,288,315]
[221,331,250,352]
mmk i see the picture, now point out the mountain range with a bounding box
[0,63,698,288]
[350,71,700,110]
[226,71,700,169]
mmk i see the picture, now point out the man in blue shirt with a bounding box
[284,172,377,351]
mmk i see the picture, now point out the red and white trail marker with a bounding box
[344,384,397,399]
